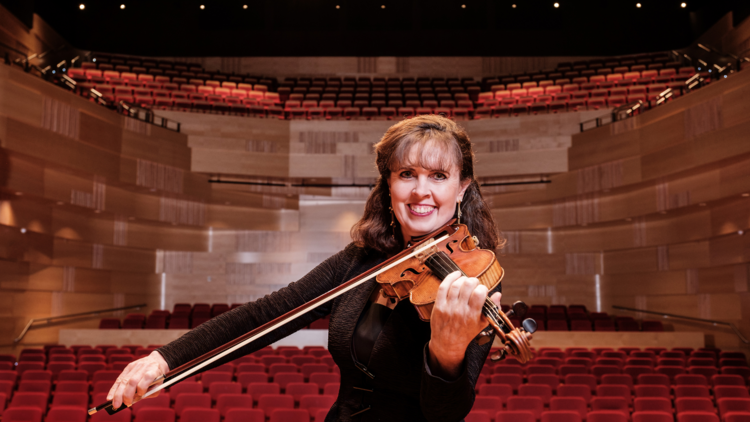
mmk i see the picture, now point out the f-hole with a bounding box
[400,267,422,278]
[445,240,458,254]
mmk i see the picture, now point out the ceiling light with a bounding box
[554,2,560,8]
[336,5,340,8]
[120,4,125,9]
[200,4,205,9]
[381,5,385,8]
[461,4,466,8]
[636,3,641,7]
[243,4,247,9]
[79,4,85,10]
[680,2,686,7]
[512,4,517,7]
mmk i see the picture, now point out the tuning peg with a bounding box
[505,301,529,319]
[522,318,537,334]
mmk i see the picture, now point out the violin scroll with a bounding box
[489,300,536,364]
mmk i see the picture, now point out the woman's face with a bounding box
[388,145,470,243]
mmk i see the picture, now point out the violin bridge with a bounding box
[415,238,438,264]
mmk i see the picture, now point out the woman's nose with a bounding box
[412,176,431,197]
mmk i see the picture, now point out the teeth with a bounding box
[410,205,435,214]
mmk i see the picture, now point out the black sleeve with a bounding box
[419,335,493,422]
[157,244,361,374]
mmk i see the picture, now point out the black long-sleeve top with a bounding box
[157,243,494,422]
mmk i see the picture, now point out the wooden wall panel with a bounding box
[5,54,750,356]
[78,112,122,153]
[5,118,121,179]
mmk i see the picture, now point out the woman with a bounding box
[107,115,503,421]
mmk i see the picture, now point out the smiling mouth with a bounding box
[408,204,436,216]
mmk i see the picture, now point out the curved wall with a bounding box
[2,61,749,356]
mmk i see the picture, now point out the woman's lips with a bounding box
[408,204,436,216]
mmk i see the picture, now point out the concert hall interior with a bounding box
[1,0,750,421]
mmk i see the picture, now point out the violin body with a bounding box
[376,224,504,322]
[375,221,535,363]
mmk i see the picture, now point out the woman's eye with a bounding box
[434,173,447,180]
[400,171,413,178]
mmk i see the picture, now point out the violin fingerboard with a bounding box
[424,251,465,280]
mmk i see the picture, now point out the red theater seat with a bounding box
[286,382,319,402]
[496,411,536,422]
[634,398,672,414]
[590,397,629,416]
[216,394,253,417]
[9,393,47,412]
[507,397,544,420]
[632,412,674,422]
[225,409,264,422]
[677,413,720,422]
[675,398,715,414]
[247,383,280,403]
[173,393,210,417]
[257,394,294,419]
[168,381,202,402]
[550,397,587,420]
[133,408,175,422]
[46,407,87,422]
[588,411,629,422]
[3,408,43,422]
[473,397,503,417]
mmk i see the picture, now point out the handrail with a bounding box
[118,101,181,132]
[14,303,147,344]
[612,100,644,122]
[612,305,749,344]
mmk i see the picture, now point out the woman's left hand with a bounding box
[427,271,502,379]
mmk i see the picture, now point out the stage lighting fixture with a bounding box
[461,4,466,8]
[512,4,517,7]
[336,5,340,8]
[200,4,205,9]
[636,3,641,7]
[681,2,686,7]
[381,5,385,8]
[243,4,248,8]
[79,4,85,10]
[554,2,560,8]
[120,4,125,9]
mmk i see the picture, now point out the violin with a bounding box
[376,222,536,363]
[89,220,535,416]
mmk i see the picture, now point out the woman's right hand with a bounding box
[107,351,170,410]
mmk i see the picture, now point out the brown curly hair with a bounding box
[351,114,500,256]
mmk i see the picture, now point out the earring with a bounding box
[457,200,462,225]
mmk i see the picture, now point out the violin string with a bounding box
[429,252,502,326]
[428,251,504,329]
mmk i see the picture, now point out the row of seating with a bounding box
[88,54,275,88]
[5,344,327,360]
[481,52,674,84]
[0,392,337,422]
